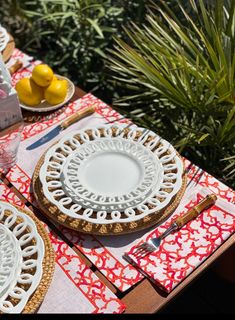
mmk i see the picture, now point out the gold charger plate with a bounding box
[32,127,187,236]
[0,202,55,314]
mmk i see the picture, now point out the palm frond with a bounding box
[108,0,235,189]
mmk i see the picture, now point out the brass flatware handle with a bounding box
[175,194,217,228]
[61,105,96,129]
[8,59,23,75]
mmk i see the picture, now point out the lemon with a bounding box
[44,79,67,105]
[32,64,54,87]
[15,77,43,106]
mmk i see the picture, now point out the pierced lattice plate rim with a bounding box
[0,201,44,314]
[39,125,184,225]
[0,26,9,52]
[33,125,187,235]
[0,224,22,300]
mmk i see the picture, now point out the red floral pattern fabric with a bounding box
[125,187,235,293]
[0,181,125,313]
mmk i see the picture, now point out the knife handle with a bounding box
[8,59,23,75]
[61,105,96,129]
[174,194,217,228]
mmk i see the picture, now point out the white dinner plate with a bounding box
[39,125,183,225]
[0,224,21,300]
[0,202,44,314]
[20,75,75,113]
[0,26,9,52]
[62,137,163,212]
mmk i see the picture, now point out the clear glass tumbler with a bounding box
[0,110,24,172]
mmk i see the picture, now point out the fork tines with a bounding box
[131,243,155,259]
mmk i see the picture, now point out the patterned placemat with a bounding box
[0,201,55,314]
[123,187,235,293]
[32,128,187,236]
[0,182,126,314]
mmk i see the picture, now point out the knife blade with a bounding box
[26,105,95,150]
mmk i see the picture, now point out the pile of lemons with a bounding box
[15,64,68,106]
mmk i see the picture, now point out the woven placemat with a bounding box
[0,202,55,314]
[32,130,187,235]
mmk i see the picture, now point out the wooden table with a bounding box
[1,86,235,313]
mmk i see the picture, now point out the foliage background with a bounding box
[0,0,146,101]
[0,0,234,189]
[108,0,235,189]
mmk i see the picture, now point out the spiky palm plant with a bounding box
[108,0,235,188]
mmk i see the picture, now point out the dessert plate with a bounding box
[38,125,185,233]
[0,202,44,314]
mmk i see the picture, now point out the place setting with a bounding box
[1,107,234,312]
[2,47,233,299]
[28,115,235,294]
[0,2,234,311]
[15,81,233,296]
[1,55,235,312]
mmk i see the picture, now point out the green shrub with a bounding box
[108,0,235,188]
[1,0,234,188]
[0,0,146,100]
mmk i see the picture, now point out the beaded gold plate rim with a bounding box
[0,202,55,314]
[32,130,187,235]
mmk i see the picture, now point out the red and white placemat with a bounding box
[3,49,235,293]
[123,186,235,293]
[0,180,125,313]
[6,92,143,291]
[6,48,35,70]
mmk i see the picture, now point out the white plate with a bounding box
[62,137,163,212]
[0,224,22,300]
[0,202,44,314]
[39,125,183,225]
[0,26,9,52]
[20,74,75,113]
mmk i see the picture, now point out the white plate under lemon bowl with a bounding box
[20,75,75,113]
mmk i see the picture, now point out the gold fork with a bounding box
[128,194,217,259]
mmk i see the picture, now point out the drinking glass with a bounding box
[0,110,24,172]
